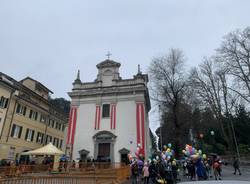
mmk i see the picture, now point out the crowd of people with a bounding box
[130,157,179,184]
[129,143,179,184]
[128,143,240,184]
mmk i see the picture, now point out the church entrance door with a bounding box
[93,131,116,162]
[98,143,110,161]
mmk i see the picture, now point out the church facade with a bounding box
[67,59,151,163]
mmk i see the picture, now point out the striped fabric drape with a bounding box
[110,104,116,129]
[94,106,101,130]
[136,103,145,156]
[66,107,77,145]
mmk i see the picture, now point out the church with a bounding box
[67,58,151,163]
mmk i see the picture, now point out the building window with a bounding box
[58,123,61,131]
[29,110,38,121]
[16,103,27,116]
[53,137,59,147]
[8,147,15,160]
[36,132,44,144]
[40,114,47,123]
[0,96,9,109]
[49,119,55,128]
[25,128,35,142]
[45,135,52,144]
[11,124,23,138]
[102,104,110,118]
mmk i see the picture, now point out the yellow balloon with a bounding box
[202,154,207,159]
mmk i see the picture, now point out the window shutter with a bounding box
[18,126,23,138]
[11,124,16,137]
[60,140,62,148]
[4,98,9,108]
[0,96,4,107]
[36,133,39,143]
[23,107,26,116]
[16,104,20,113]
[35,112,38,120]
[29,110,32,118]
[25,128,29,140]
[41,134,44,144]
[31,130,34,141]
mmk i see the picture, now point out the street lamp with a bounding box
[210,130,215,153]
[230,120,241,162]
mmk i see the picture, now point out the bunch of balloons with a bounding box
[182,144,207,160]
[162,143,175,160]
[182,144,196,157]
[135,143,144,158]
[127,143,144,162]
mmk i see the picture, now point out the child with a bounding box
[213,160,221,180]
[143,162,149,184]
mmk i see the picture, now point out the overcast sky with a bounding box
[1,0,250,131]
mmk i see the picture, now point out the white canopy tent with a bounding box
[21,143,64,156]
[21,143,65,171]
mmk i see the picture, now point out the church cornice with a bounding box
[69,86,147,97]
[68,85,151,112]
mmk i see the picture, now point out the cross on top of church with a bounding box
[106,51,112,59]
[138,64,142,74]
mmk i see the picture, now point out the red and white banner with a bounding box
[136,103,145,156]
[66,107,77,145]
[110,104,116,129]
[94,105,101,130]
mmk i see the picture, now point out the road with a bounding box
[122,165,250,184]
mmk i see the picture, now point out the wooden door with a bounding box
[98,143,110,158]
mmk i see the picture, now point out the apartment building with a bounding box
[0,73,68,161]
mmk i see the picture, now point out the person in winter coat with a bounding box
[143,163,150,184]
[131,161,139,184]
[233,156,242,175]
[213,159,222,180]
[149,160,158,183]
[196,158,207,180]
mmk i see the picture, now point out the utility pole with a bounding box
[230,119,240,161]
[159,105,163,151]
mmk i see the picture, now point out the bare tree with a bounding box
[149,48,187,156]
[190,58,239,150]
[217,27,250,103]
